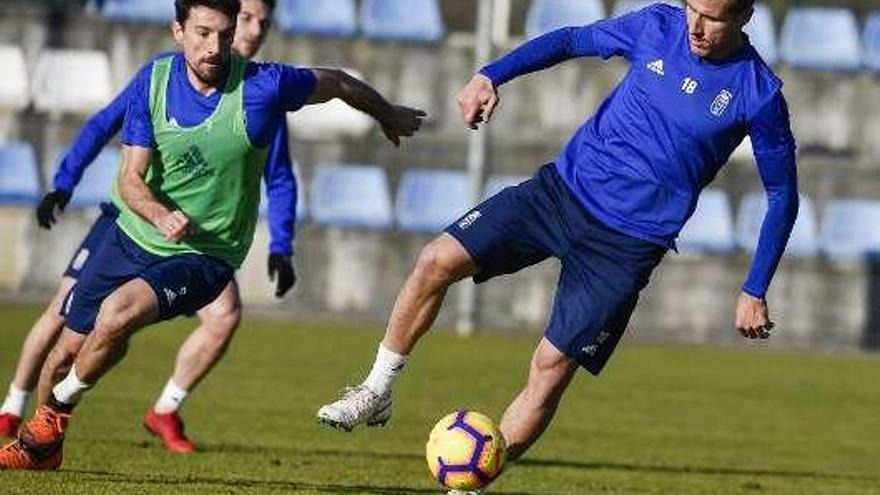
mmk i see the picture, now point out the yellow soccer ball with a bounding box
[426,410,506,491]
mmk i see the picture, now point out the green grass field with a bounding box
[0,302,878,494]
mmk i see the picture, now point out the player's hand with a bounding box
[457,73,499,130]
[268,253,296,298]
[156,210,191,243]
[380,105,426,147]
[735,292,774,339]
[36,189,71,229]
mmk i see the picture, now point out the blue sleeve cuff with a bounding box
[741,284,765,300]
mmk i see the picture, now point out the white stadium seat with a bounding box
[0,45,29,111]
[32,49,112,114]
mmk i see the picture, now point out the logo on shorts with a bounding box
[71,248,90,272]
[457,210,482,230]
[710,89,733,117]
[163,286,187,306]
[581,331,612,357]
[63,289,75,315]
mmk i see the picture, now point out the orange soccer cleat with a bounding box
[0,413,21,439]
[143,409,197,453]
[0,439,62,471]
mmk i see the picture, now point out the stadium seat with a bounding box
[820,199,880,262]
[286,99,373,141]
[32,49,112,114]
[63,148,120,208]
[0,45,29,111]
[525,0,605,39]
[612,0,681,17]
[483,174,529,201]
[287,69,373,140]
[677,189,735,253]
[780,7,862,72]
[744,3,777,65]
[396,169,470,234]
[735,192,818,258]
[102,0,175,24]
[309,163,393,230]
[865,13,880,73]
[0,142,40,204]
[258,160,307,222]
[275,0,357,37]
[360,0,445,43]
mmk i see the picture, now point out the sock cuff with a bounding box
[378,343,408,364]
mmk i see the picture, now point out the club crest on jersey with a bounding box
[710,89,733,117]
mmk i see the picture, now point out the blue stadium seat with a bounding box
[864,13,880,73]
[275,0,357,37]
[67,148,119,208]
[0,143,41,205]
[483,174,529,201]
[735,192,818,258]
[780,7,862,71]
[258,160,307,222]
[612,0,681,17]
[677,189,735,253]
[820,199,880,261]
[396,169,469,234]
[360,0,444,42]
[526,0,605,39]
[309,163,392,229]
[102,0,175,24]
[744,3,777,65]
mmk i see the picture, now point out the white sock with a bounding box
[52,365,92,405]
[362,343,408,396]
[153,379,188,414]
[0,385,31,417]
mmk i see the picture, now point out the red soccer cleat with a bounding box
[0,413,21,439]
[143,409,197,453]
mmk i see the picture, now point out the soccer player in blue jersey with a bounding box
[0,0,422,470]
[0,0,291,453]
[318,0,798,479]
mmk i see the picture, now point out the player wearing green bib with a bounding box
[0,0,424,470]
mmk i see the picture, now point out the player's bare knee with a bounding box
[414,238,466,286]
[204,304,241,336]
[94,301,135,343]
[527,352,572,396]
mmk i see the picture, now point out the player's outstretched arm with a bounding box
[36,83,135,230]
[306,68,426,147]
[117,145,190,243]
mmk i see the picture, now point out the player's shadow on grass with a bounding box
[65,469,545,495]
[518,458,880,483]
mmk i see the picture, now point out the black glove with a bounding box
[268,253,296,298]
[36,189,71,229]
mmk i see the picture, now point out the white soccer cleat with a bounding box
[316,384,392,432]
[447,491,480,495]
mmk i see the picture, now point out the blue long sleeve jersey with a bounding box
[480,4,798,298]
[53,52,315,256]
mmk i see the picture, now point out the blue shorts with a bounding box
[62,222,234,334]
[445,163,667,375]
[63,203,119,278]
